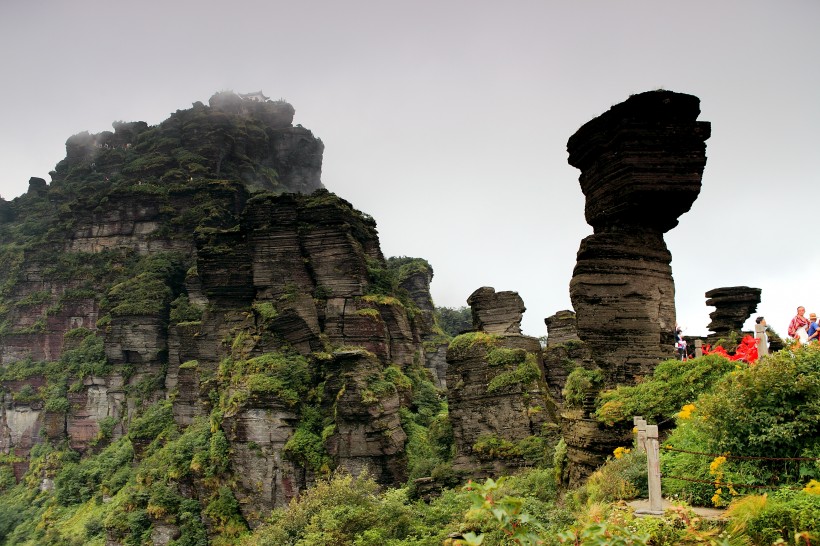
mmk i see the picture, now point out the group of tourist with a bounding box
[788,306,820,344]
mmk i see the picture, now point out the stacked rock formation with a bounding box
[467,287,525,334]
[446,287,557,476]
[564,90,710,482]
[705,286,762,341]
[545,310,580,347]
[567,90,711,385]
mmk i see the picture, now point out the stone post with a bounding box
[694,339,703,358]
[633,416,647,453]
[640,424,664,515]
[755,322,769,356]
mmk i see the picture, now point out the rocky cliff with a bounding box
[0,92,451,542]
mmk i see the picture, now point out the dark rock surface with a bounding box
[467,287,525,334]
[0,92,445,531]
[446,288,558,476]
[564,90,710,483]
[705,286,762,340]
[545,310,579,347]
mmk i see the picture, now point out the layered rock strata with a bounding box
[704,286,762,341]
[545,310,579,347]
[567,90,710,384]
[467,287,525,334]
[446,288,557,476]
[564,90,710,482]
[0,92,445,533]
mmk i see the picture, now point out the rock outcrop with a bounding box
[705,286,762,341]
[545,310,579,347]
[0,92,446,536]
[564,90,710,482]
[467,287,525,334]
[446,288,558,476]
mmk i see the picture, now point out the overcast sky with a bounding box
[1,0,818,339]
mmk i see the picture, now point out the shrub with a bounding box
[594,354,737,425]
[662,345,820,504]
[562,367,602,409]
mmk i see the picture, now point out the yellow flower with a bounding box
[676,403,696,419]
[804,479,820,495]
[709,456,727,475]
[613,446,631,459]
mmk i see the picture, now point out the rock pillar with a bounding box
[563,90,710,482]
[705,286,761,342]
[567,90,710,386]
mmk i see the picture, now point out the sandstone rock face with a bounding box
[565,90,710,482]
[447,289,558,476]
[322,350,408,485]
[0,92,445,535]
[568,90,710,385]
[545,310,579,347]
[222,402,303,525]
[705,286,762,340]
[467,287,525,334]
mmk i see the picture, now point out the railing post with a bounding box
[642,424,664,514]
[634,416,647,453]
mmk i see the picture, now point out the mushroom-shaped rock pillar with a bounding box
[567,90,711,387]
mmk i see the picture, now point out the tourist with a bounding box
[788,306,810,344]
[754,316,769,356]
[674,326,686,360]
[808,313,819,343]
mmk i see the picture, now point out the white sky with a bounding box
[1,0,818,338]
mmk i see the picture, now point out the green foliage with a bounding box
[471,434,549,466]
[459,477,543,546]
[11,384,38,404]
[487,352,541,393]
[170,294,203,324]
[220,351,311,408]
[242,471,472,546]
[594,355,736,425]
[107,252,186,317]
[562,367,603,409]
[663,344,820,500]
[566,450,648,510]
[448,332,501,361]
[251,301,278,322]
[59,332,111,378]
[55,440,135,505]
[473,434,523,460]
[731,489,820,544]
[435,306,472,338]
[127,400,175,444]
[283,428,328,473]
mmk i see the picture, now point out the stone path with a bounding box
[627,498,727,520]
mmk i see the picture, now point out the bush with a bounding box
[594,355,736,425]
[562,367,602,409]
[661,345,820,506]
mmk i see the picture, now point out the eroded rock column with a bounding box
[568,90,710,385]
[705,286,761,342]
[563,90,710,482]
[447,287,557,477]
